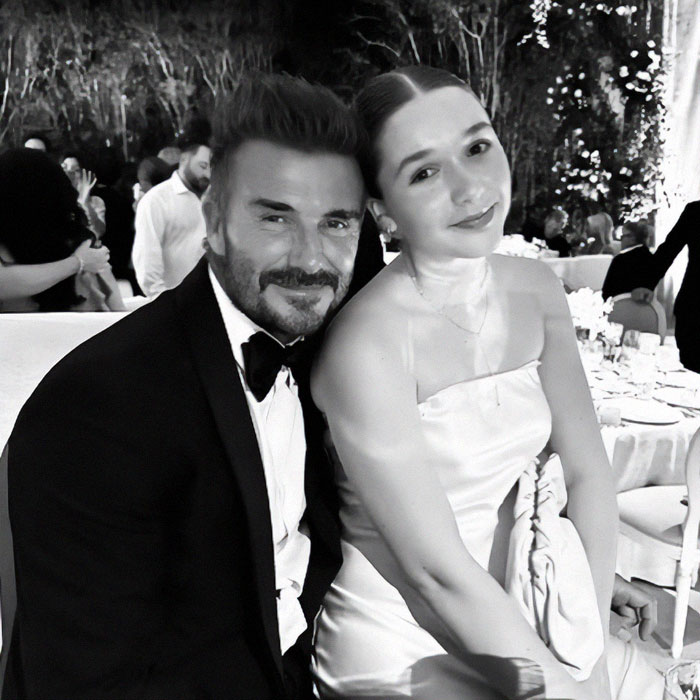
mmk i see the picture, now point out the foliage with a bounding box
[0,0,671,226]
[0,0,281,157]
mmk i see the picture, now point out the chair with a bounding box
[616,427,700,657]
[608,293,667,344]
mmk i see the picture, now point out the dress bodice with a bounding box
[336,360,551,571]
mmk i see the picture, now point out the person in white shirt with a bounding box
[132,123,211,296]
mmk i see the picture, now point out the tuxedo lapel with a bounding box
[173,260,283,680]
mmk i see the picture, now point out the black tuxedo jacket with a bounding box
[601,245,657,300]
[650,200,700,319]
[3,260,341,699]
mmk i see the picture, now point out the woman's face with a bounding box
[374,86,511,260]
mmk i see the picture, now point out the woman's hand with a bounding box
[72,239,110,275]
[76,168,97,205]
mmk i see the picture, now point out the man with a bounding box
[4,74,366,699]
[648,200,700,372]
[541,207,572,257]
[132,119,212,297]
[602,221,656,300]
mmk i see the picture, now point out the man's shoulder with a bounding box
[139,176,177,209]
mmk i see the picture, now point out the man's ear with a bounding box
[201,190,225,256]
[368,198,399,239]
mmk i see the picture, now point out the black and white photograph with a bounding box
[0,1,699,697]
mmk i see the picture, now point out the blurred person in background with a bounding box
[60,151,106,238]
[0,148,124,311]
[22,133,49,153]
[157,145,181,167]
[602,221,656,300]
[542,207,572,257]
[131,119,211,297]
[133,155,173,211]
[583,212,616,255]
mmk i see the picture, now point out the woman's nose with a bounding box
[447,162,481,205]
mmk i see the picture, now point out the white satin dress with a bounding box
[312,361,663,699]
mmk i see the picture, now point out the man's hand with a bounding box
[631,287,654,303]
[611,574,657,640]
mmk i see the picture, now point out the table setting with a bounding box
[568,288,700,492]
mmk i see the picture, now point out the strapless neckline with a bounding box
[419,358,541,406]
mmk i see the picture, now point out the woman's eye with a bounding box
[467,140,490,157]
[409,167,437,185]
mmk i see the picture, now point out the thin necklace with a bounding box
[407,259,501,407]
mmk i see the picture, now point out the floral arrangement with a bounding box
[566,287,615,341]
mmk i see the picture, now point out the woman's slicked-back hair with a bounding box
[209,72,367,209]
[356,65,478,197]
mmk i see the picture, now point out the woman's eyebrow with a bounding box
[395,120,492,177]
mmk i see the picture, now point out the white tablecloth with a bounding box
[542,254,613,291]
[0,312,128,448]
[602,418,700,492]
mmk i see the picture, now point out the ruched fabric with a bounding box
[505,453,605,681]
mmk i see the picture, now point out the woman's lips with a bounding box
[451,203,497,229]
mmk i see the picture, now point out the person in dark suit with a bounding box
[3,74,368,699]
[647,200,700,372]
[601,221,656,300]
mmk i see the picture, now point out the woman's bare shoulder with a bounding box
[313,264,409,388]
[490,253,563,293]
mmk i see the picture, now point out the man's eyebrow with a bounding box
[249,198,295,212]
[395,120,493,177]
[325,209,362,219]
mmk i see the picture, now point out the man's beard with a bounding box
[207,243,350,339]
[182,165,209,196]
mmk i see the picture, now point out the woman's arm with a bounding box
[537,265,618,633]
[0,257,80,300]
[96,267,127,311]
[0,239,110,301]
[313,302,601,700]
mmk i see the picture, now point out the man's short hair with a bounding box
[176,117,212,155]
[208,72,367,208]
[623,221,654,246]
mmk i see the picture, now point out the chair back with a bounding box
[682,429,700,565]
[608,293,667,343]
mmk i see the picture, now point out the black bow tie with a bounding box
[241,331,305,402]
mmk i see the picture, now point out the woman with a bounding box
[584,212,616,255]
[60,151,106,238]
[311,67,663,699]
[0,148,124,312]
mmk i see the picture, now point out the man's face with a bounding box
[205,139,365,343]
[181,145,211,195]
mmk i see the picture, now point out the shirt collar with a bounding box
[619,244,644,255]
[208,266,287,369]
[171,170,192,195]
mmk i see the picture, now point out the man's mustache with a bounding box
[259,268,339,292]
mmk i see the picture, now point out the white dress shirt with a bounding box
[208,267,311,654]
[132,171,206,297]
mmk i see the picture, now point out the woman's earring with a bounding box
[377,215,397,237]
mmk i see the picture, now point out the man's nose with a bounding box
[289,223,324,271]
